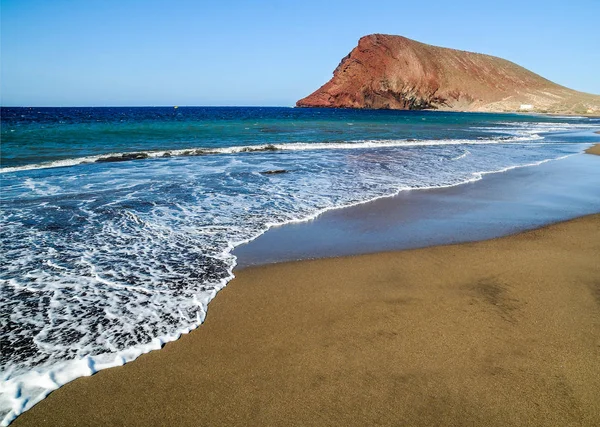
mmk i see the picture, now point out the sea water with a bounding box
[1,107,599,424]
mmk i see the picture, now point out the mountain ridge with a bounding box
[297,34,600,115]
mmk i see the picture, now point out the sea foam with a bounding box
[0,134,545,174]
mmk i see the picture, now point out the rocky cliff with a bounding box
[297,34,600,115]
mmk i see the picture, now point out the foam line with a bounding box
[0,135,543,174]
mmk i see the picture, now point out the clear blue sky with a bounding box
[1,0,599,106]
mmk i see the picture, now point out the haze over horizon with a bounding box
[1,0,599,107]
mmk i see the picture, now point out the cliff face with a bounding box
[297,34,600,115]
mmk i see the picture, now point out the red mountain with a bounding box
[297,34,600,115]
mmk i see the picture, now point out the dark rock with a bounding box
[260,169,288,175]
[96,153,149,163]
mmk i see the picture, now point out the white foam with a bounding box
[474,121,600,135]
[451,150,471,161]
[0,134,543,174]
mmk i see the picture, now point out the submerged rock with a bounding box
[260,169,288,175]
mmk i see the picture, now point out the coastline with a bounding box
[13,214,600,426]
[235,148,600,267]
[5,146,598,423]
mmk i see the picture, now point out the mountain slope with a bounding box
[297,34,600,115]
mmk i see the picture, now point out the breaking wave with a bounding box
[1,135,543,174]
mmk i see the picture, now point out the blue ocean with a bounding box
[1,107,599,424]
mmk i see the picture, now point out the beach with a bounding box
[586,142,600,155]
[234,150,600,266]
[12,149,600,427]
[13,216,600,426]
[3,0,600,423]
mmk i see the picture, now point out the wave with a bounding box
[0,135,543,174]
[451,150,471,161]
[474,121,600,134]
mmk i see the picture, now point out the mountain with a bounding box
[296,34,600,115]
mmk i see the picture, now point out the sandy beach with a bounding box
[13,210,600,426]
[586,143,600,155]
[4,3,600,425]
[9,147,600,426]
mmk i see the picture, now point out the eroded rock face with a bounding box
[297,34,600,114]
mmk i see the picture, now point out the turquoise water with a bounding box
[2,107,596,170]
[1,107,599,424]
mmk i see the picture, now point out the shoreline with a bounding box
[6,142,600,425]
[5,142,600,426]
[294,106,600,118]
[13,213,600,426]
[235,147,600,267]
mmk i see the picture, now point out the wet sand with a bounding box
[235,151,600,267]
[14,214,600,427]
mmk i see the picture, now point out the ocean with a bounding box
[1,107,599,424]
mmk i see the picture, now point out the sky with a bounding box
[1,0,599,106]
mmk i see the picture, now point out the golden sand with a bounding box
[586,143,600,155]
[13,215,600,426]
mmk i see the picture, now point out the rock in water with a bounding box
[296,34,600,115]
[260,169,289,175]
